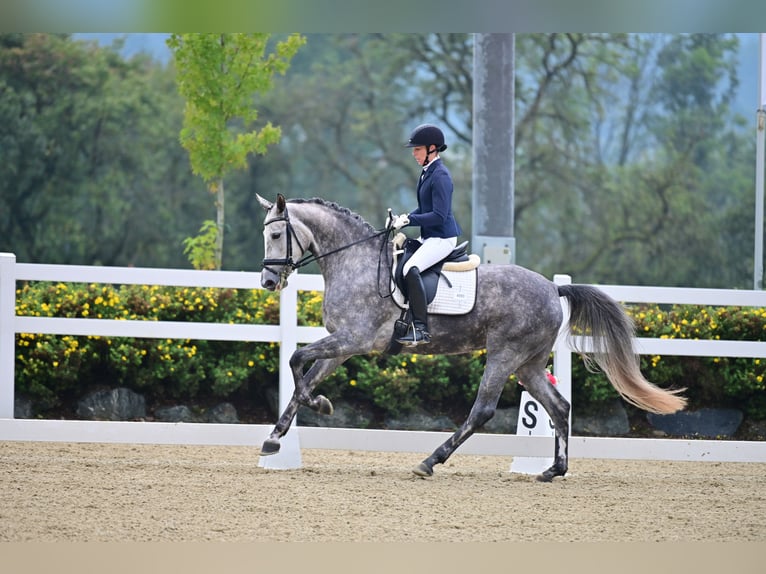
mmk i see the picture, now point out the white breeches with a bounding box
[402,236,458,276]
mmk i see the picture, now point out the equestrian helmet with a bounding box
[404,124,447,152]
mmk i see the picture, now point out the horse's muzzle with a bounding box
[261,270,278,291]
[261,269,285,291]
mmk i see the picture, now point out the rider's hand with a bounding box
[391,214,410,231]
[385,209,395,230]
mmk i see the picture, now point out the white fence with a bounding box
[1,251,766,464]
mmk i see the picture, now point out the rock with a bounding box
[14,396,33,419]
[739,419,766,440]
[481,407,519,433]
[298,400,374,428]
[384,408,456,431]
[647,408,743,438]
[204,402,239,424]
[77,388,146,421]
[155,405,197,423]
[573,400,630,436]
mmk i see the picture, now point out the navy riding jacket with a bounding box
[407,159,462,239]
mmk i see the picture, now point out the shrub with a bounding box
[13,283,766,422]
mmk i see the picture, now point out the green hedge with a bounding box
[13,282,766,420]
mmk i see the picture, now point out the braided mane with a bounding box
[288,197,377,234]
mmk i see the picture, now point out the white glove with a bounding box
[391,214,410,231]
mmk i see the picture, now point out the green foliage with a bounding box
[167,33,305,269]
[1,33,757,289]
[573,304,766,419]
[15,282,280,412]
[167,33,304,182]
[0,33,205,268]
[182,220,218,270]
[13,284,766,422]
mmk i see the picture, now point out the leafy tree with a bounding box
[264,33,753,288]
[0,33,207,267]
[511,34,750,287]
[166,33,305,270]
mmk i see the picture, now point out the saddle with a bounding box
[391,233,480,315]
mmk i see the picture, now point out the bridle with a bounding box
[261,205,311,285]
[261,202,391,287]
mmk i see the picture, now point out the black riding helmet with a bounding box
[404,124,447,166]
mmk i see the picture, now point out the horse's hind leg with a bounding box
[516,365,571,482]
[413,351,515,477]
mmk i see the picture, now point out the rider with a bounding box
[390,123,462,346]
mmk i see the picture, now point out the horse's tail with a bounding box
[558,284,686,414]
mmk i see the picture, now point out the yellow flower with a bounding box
[350,379,357,386]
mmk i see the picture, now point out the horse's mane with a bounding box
[288,197,378,234]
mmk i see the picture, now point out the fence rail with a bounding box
[1,252,766,463]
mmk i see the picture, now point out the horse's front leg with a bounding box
[260,332,366,456]
[260,355,346,455]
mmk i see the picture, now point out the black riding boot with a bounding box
[396,267,431,346]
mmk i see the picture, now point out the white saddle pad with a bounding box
[391,256,479,316]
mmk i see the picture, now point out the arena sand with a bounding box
[2,440,765,544]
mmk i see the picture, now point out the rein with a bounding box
[262,203,392,287]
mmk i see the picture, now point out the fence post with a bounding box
[0,253,16,419]
[258,272,302,469]
[552,274,573,428]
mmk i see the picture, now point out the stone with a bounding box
[573,400,630,436]
[77,388,146,421]
[298,400,374,428]
[155,405,197,423]
[481,407,519,434]
[14,396,33,419]
[384,408,456,431]
[647,408,743,438]
[204,402,239,424]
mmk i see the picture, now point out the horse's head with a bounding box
[257,193,310,291]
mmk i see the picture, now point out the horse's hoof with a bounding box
[260,438,281,456]
[412,462,433,477]
[317,395,334,415]
[536,465,566,482]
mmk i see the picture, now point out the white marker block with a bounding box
[510,390,555,474]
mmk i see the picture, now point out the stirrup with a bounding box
[396,324,431,346]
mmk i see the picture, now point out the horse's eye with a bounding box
[271,232,281,240]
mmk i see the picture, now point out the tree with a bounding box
[266,33,752,287]
[0,33,205,267]
[166,33,305,270]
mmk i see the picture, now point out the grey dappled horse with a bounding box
[256,194,686,482]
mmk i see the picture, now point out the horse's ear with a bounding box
[256,194,273,211]
[276,194,287,213]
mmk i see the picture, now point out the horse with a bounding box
[256,193,686,482]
